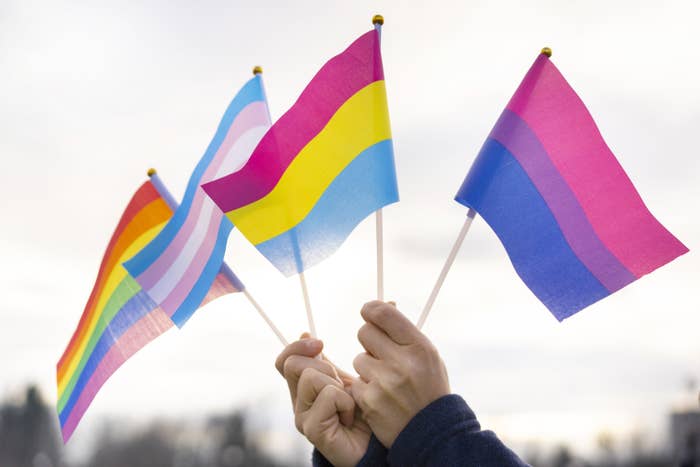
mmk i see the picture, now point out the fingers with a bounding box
[352,352,381,383]
[283,355,339,404]
[360,301,422,346]
[302,384,356,440]
[275,337,323,375]
[296,368,354,428]
[349,378,374,419]
[357,322,399,359]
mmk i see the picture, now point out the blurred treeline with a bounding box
[0,385,687,467]
[0,385,302,467]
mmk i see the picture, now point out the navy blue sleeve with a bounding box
[386,394,528,467]
[312,434,388,466]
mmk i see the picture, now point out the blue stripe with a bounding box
[255,139,399,276]
[59,287,157,424]
[455,139,609,320]
[170,218,235,327]
[124,76,265,277]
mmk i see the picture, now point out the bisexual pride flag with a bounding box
[203,30,398,276]
[58,179,240,442]
[456,51,688,321]
[124,74,270,326]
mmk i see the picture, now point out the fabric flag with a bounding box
[57,180,240,442]
[455,52,688,321]
[202,30,398,276]
[123,75,270,326]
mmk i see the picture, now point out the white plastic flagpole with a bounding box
[376,209,384,300]
[147,168,288,346]
[298,271,317,338]
[416,208,477,330]
[243,289,288,346]
[373,14,385,301]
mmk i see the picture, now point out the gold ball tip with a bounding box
[541,47,552,58]
[147,168,157,177]
[372,14,384,25]
[253,65,263,75]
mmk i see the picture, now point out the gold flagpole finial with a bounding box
[541,47,552,58]
[147,168,157,177]
[253,65,263,75]
[372,14,384,25]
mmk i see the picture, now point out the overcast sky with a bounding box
[1,0,698,461]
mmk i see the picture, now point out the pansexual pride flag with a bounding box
[456,52,688,321]
[203,30,398,276]
[57,179,240,442]
[124,75,270,326]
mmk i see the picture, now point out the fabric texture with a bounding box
[203,29,399,276]
[311,395,526,466]
[124,76,268,326]
[58,179,239,441]
[455,53,688,320]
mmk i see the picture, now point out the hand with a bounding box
[351,301,450,448]
[275,335,371,466]
[275,334,345,409]
[296,367,372,466]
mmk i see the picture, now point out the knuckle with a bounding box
[282,355,300,379]
[294,413,304,433]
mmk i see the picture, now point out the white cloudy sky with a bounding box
[1,0,698,461]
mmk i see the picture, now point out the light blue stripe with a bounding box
[170,217,235,327]
[255,139,399,276]
[124,76,265,277]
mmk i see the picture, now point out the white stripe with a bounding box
[146,198,218,303]
[213,125,269,180]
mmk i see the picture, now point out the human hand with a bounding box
[295,367,372,466]
[275,335,371,466]
[351,301,450,448]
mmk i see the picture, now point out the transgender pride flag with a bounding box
[456,51,688,321]
[124,74,271,326]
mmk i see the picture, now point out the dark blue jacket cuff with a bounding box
[387,394,527,467]
[312,434,388,466]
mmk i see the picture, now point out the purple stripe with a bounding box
[490,109,636,292]
[203,29,384,213]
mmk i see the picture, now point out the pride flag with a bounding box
[124,75,270,326]
[203,30,398,276]
[57,179,240,442]
[455,51,688,321]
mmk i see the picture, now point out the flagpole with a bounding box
[416,208,477,330]
[373,14,385,300]
[298,271,317,338]
[243,289,288,346]
[147,168,288,346]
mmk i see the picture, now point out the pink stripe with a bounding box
[136,102,268,289]
[203,29,384,213]
[506,55,688,277]
[159,207,224,315]
[201,272,239,307]
[61,309,172,441]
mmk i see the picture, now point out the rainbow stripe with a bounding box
[124,76,269,326]
[203,30,398,275]
[57,181,239,442]
[456,54,688,320]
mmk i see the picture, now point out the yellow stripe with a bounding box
[226,80,391,244]
[57,222,166,392]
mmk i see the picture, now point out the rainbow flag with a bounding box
[455,51,688,321]
[123,75,270,326]
[57,180,240,442]
[203,30,398,276]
